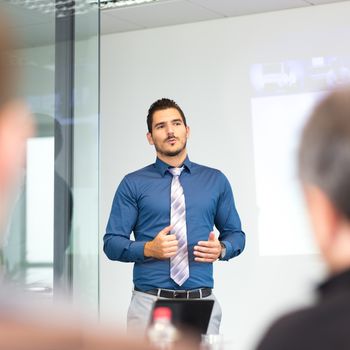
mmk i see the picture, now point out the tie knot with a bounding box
[168,167,184,177]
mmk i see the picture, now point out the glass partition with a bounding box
[3,0,100,315]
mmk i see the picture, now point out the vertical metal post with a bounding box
[54,1,75,295]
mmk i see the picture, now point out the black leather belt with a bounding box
[135,287,212,299]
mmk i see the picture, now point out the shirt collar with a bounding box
[154,155,192,177]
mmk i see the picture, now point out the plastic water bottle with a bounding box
[147,306,178,350]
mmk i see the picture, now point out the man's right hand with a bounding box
[144,226,178,259]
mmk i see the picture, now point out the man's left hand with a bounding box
[194,232,222,262]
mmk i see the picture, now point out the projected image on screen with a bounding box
[250,56,350,256]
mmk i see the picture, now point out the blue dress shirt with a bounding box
[104,156,245,291]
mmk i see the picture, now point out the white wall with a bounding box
[100,2,350,348]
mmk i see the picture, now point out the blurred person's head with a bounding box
[0,12,34,235]
[299,88,350,273]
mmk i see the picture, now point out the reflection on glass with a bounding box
[3,1,100,316]
[25,137,54,293]
[26,137,54,264]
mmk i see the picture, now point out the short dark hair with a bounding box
[298,88,350,219]
[0,12,17,111]
[147,98,187,133]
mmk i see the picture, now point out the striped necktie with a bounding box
[168,167,189,286]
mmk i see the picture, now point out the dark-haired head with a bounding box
[147,98,187,133]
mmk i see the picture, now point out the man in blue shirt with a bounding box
[104,98,245,334]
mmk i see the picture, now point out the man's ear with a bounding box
[186,125,190,139]
[146,132,154,145]
[304,184,340,253]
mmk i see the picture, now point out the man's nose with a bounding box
[166,124,174,134]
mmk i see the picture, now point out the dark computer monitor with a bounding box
[151,299,214,338]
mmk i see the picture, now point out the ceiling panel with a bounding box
[102,13,145,34]
[5,3,54,27]
[188,0,309,17]
[305,0,347,4]
[8,0,350,46]
[16,22,55,48]
[103,0,221,28]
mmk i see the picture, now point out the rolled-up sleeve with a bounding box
[215,173,246,260]
[103,177,146,263]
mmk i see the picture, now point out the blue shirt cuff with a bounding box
[219,240,232,261]
[129,241,146,262]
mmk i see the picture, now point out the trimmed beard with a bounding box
[155,139,187,158]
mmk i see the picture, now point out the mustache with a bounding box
[165,136,178,142]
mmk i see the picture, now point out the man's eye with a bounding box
[156,125,164,129]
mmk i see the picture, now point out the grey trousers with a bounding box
[127,289,222,335]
